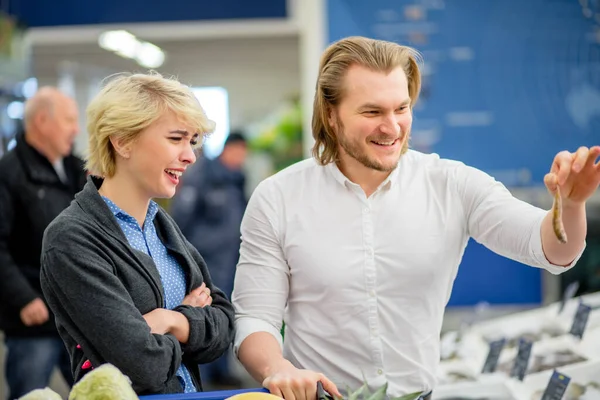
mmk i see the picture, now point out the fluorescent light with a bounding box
[98,30,165,68]
[22,78,38,98]
[135,42,165,68]
[98,30,138,56]
[7,101,24,119]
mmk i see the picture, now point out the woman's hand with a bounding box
[143,308,190,344]
[142,282,213,343]
[143,308,173,335]
[182,282,212,307]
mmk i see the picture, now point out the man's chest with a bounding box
[14,180,74,235]
[280,191,468,302]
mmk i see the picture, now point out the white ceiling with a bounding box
[31,35,301,84]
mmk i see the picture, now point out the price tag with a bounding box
[569,302,591,339]
[510,338,533,381]
[540,370,571,400]
[558,281,579,314]
[481,338,505,374]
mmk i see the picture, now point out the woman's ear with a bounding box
[109,136,131,159]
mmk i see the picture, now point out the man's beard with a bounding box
[336,121,408,172]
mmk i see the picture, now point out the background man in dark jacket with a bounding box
[0,87,86,399]
[171,131,248,387]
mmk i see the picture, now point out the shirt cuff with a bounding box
[233,316,284,357]
[530,213,586,275]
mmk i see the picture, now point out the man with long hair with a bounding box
[232,36,597,399]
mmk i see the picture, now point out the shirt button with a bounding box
[377,369,383,375]
[367,247,374,257]
[369,290,375,298]
[363,207,370,214]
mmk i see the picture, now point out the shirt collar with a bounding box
[101,196,159,225]
[325,160,399,192]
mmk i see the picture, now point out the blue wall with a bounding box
[8,0,288,27]
[327,0,600,305]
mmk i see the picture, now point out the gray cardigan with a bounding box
[40,176,235,395]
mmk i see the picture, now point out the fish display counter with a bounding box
[435,291,600,399]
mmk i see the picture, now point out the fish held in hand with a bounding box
[552,187,568,244]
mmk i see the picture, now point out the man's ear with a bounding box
[109,136,131,159]
[32,108,50,133]
[327,106,336,129]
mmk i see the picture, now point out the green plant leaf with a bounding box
[348,383,369,400]
[390,391,423,400]
[366,382,388,400]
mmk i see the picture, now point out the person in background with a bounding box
[39,72,235,396]
[171,131,248,388]
[0,87,84,399]
[231,36,597,399]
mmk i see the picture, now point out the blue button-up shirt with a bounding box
[102,196,196,393]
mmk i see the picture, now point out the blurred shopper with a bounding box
[39,72,235,396]
[171,131,248,388]
[232,36,597,399]
[0,87,84,399]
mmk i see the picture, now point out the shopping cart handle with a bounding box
[317,381,334,400]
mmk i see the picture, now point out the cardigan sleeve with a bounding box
[40,220,183,394]
[173,238,235,364]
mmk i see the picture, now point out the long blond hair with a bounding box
[311,36,422,165]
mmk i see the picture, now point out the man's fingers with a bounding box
[266,383,284,399]
[21,306,48,326]
[280,385,296,400]
[21,313,32,326]
[544,173,558,193]
[265,377,318,400]
[550,150,567,174]
[320,376,342,398]
[307,377,322,400]
[304,384,315,400]
[572,146,589,173]
[263,370,337,400]
[39,305,49,323]
[28,310,44,326]
[590,146,600,177]
[291,378,313,400]
[586,146,600,168]
[555,151,573,186]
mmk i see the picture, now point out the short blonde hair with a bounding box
[85,72,215,177]
[312,36,422,165]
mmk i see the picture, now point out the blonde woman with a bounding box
[40,72,235,396]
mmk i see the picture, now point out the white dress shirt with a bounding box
[232,150,582,396]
